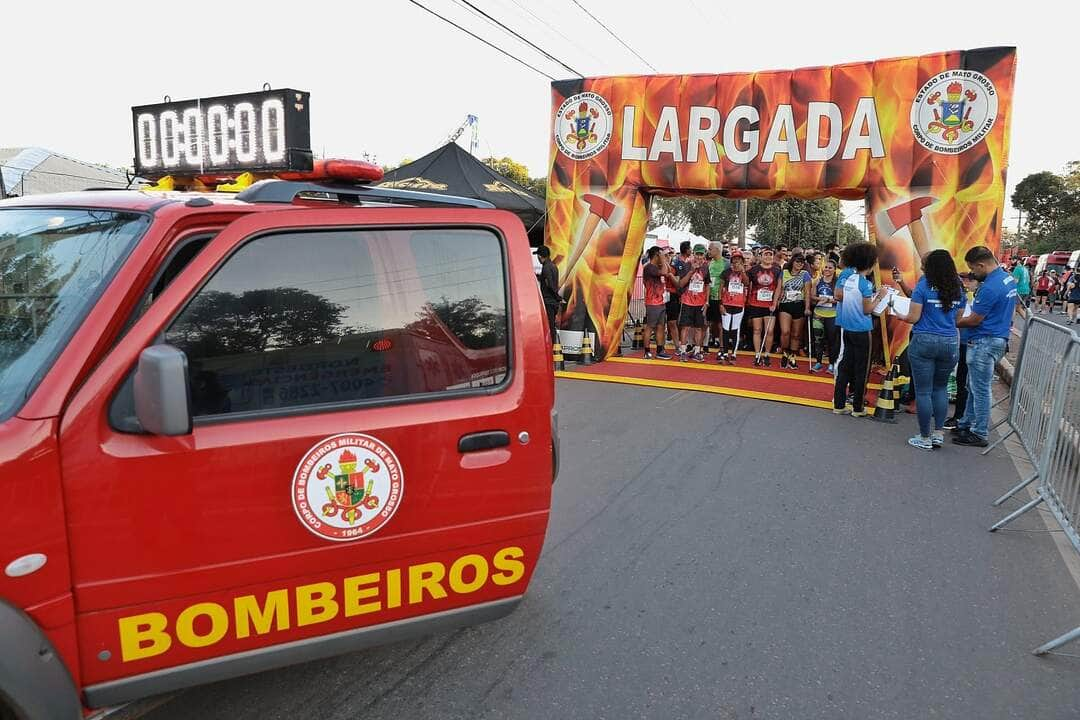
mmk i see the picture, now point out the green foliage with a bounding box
[748,197,859,250]
[648,195,862,248]
[482,157,546,199]
[648,196,739,239]
[1011,163,1080,253]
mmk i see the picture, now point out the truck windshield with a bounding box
[0,208,150,421]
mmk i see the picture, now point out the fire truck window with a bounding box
[163,227,509,418]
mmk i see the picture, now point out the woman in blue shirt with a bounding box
[891,250,965,450]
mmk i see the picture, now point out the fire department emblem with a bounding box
[291,433,404,542]
[554,92,613,161]
[910,70,998,155]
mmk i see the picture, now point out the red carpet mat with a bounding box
[556,350,885,410]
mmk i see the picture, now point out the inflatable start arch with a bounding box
[545,47,1016,359]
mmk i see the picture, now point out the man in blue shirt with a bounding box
[953,246,1017,446]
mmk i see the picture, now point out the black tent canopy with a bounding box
[378,142,545,244]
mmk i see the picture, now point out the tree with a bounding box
[167,287,348,357]
[748,197,851,249]
[482,157,530,187]
[482,156,546,199]
[648,196,739,240]
[1012,171,1076,236]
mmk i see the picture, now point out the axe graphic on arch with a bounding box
[559,193,620,294]
[874,196,936,260]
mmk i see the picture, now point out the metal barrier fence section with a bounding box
[988,319,1080,655]
[987,317,1078,506]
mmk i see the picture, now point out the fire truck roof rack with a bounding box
[235,179,495,209]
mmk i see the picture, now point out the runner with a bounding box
[718,251,750,364]
[832,242,886,416]
[1011,259,1031,311]
[666,242,690,349]
[1066,271,1080,324]
[641,246,678,358]
[676,243,711,362]
[1034,270,1052,312]
[746,246,783,366]
[778,253,813,369]
[706,242,727,350]
[810,258,841,373]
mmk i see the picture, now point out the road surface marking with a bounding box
[556,370,833,409]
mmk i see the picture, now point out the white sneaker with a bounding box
[908,435,934,451]
[931,431,944,448]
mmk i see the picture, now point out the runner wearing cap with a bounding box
[718,251,750,364]
[676,243,711,361]
[666,242,690,349]
[706,242,727,350]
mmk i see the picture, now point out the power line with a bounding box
[568,0,657,73]
[453,0,582,77]
[505,0,607,69]
[405,0,555,80]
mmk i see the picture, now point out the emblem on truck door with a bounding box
[291,433,404,542]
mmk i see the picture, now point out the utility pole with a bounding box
[737,199,747,248]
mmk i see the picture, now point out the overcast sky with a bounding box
[3,0,1075,231]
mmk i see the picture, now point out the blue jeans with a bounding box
[908,332,959,437]
[958,336,1008,438]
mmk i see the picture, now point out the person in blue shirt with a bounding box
[953,246,1018,446]
[832,243,887,416]
[944,273,980,430]
[890,250,965,450]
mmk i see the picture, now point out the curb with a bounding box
[997,356,1015,387]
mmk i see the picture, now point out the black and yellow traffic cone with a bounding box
[552,342,565,371]
[872,364,897,423]
[633,324,643,350]
[580,333,594,366]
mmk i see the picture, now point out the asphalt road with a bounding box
[128,379,1080,720]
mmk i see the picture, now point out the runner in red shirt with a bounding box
[1035,271,1053,313]
[718,251,750,364]
[641,246,679,359]
[746,246,783,366]
[677,243,711,362]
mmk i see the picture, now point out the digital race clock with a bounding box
[132,89,312,177]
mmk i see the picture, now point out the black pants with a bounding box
[953,342,969,415]
[814,315,840,365]
[544,304,559,344]
[834,330,871,411]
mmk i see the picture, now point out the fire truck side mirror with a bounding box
[134,344,193,436]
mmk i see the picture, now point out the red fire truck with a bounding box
[0,90,556,718]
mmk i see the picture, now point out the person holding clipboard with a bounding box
[888,250,966,450]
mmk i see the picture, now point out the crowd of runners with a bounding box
[640,239,850,370]
[637,239,1020,450]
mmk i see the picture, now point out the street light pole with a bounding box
[738,198,747,248]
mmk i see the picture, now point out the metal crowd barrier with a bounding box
[987,319,1080,655]
[985,317,1078,506]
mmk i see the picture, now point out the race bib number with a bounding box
[689,279,704,293]
[663,291,670,303]
[756,288,773,302]
[784,289,801,302]
[729,280,744,295]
